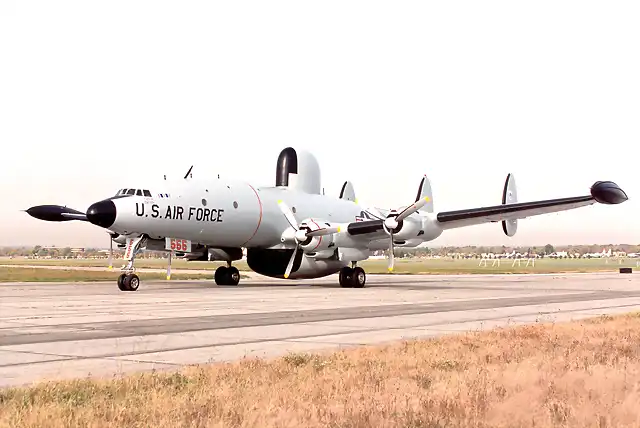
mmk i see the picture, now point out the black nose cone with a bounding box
[86,199,117,229]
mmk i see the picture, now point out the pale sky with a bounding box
[1,1,638,248]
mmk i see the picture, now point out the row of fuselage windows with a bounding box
[116,188,152,197]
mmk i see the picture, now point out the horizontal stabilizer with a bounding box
[25,205,88,222]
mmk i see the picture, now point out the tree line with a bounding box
[1,243,638,259]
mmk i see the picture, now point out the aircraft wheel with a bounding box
[117,273,127,291]
[227,266,240,286]
[214,266,228,285]
[215,266,240,286]
[123,273,140,291]
[352,267,366,288]
[339,267,353,288]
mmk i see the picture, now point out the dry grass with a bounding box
[3,314,640,427]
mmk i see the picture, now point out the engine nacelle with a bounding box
[282,217,339,254]
[298,233,335,254]
[246,248,345,279]
[382,215,423,240]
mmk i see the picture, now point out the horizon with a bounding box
[2,242,638,251]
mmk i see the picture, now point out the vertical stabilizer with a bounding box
[501,173,518,236]
[415,175,434,213]
[339,180,357,202]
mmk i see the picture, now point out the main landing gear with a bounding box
[214,263,241,286]
[339,264,366,288]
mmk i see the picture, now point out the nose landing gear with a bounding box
[117,272,140,291]
[117,236,147,291]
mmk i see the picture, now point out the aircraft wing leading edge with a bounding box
[435,196,594,229]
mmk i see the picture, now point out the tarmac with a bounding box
[1,271,639,388]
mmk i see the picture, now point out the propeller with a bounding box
[277,200,341,278]
[383,196,430,272]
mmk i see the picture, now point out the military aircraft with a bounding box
[25,147,628,291]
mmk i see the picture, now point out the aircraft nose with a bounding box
[86,199,117,229]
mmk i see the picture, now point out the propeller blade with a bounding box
[277,200,298,230]
[284,244,299,279]
[388,232,395,272]
[305,226,341,237]
[395,196,429,222]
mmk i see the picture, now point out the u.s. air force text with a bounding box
[135,203,224,222]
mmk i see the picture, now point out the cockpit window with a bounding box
[113,188,153,197]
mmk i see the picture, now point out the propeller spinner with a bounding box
[382,196,430,272]
[277,200,341,278]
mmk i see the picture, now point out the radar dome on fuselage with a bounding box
[275,147,322,195]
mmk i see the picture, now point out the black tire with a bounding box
[227,266,240,286]
[123,273,140,291]
[339,267,353,288]
[214,266,229,285]
[128,274,140,291]
[117,273,127,291]
[352,267,366,288]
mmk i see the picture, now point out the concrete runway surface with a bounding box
[1,271,639,388]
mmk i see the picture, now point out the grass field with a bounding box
[1,255,636,275]
[0,266,216,282]
[2,312,640,427]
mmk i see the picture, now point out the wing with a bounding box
[435,180,627,230]
[342,180,627,238]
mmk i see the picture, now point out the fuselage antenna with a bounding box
[184,165,194,180]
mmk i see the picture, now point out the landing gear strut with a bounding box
[339,265,366,288]
[117,236,147,292]
[214,263,241,286]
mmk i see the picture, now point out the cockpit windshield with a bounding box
[114,188,153,197]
